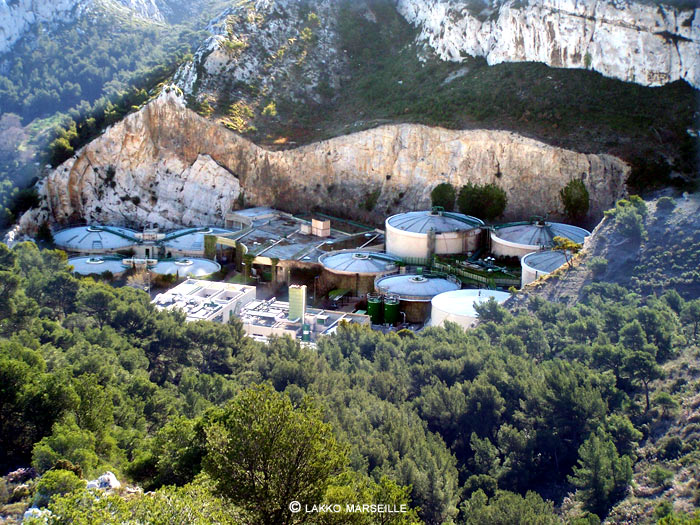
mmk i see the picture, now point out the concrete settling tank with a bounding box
[68,256,128,277]
[520,250,570,287]
[319,250,400,296]
[374,273,461,323]
[54,226,139,254]
[490,220,589,259]
[151,258,221,278]
[162,227,234,257]
[385,210,484,259]
[430,289,511,329]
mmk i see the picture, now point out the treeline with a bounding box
[0,15,199,123]
[2,201,699,523]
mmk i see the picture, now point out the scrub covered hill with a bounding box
[1,196,699,524]
[0,0,231,228]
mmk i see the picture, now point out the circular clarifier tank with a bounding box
[374,273,461,323]
[520,250,570,287]
[151,258,221,277]
[490,221,589,259]
[385,210,484,259]
[54,226,139,253]
[430,289,511,328]
[162,227,234,255]
[68,256,127,276]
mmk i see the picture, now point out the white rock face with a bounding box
[396,0,700,88]
[0,0,89,55]
[21,88,629,233]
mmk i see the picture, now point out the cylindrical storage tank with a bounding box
[302,324,311,342]
[383,294,400,326]
[521,250,570,287]
[385,210,484,260]
[319,251,400,296]
[54,226,139,254]
[490,221,590,259]
[374,273,461,324]
[430,289,511,329]
[367,293,384,324]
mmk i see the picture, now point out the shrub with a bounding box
[457,182,507,222]
[659,436,683,460]
[588,257,608,278]
[33,470,85,508]
[560,179,590,221]
[431,182,456,211]
[648,466,673,488]
[615,206,646,240]
[657,196,676,212]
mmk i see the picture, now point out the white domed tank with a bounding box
[521,250,570,287]
[68,256,127,277]
[54,225,139,254]
[162,227,234,257]
[490,220,589,259]
[319,250,400,296]
[385,210,484,259]
[151,258,221,278]
[374,273,461,323]
[430,289,511,329]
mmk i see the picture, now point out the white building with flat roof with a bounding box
[151,279,256,323]
[238,297,370,343]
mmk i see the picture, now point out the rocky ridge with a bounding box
[396,0,700,88]
[174,0,347,110]
[21,88,628,233]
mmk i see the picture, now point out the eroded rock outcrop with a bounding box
[397,0,700,88]
[21,89,629,233]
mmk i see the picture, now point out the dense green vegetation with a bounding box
[2,197,699,523]
[457,182,508,222]
[560,179,590,222]
[430,183,457,212]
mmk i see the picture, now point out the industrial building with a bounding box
[151,279,256,323]
[238,284,370,343]
[219,207,383,284]
[374,273,461,323]
[318,250,400,296]
[430,289,511,329]
[520,250,570,287]
[490,220,590,259]
[385,209,484,260]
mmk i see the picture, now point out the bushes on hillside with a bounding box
[431,182,456,211]
[457,182,507,222]
[560,179,590,222]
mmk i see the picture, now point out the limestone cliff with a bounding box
[21,88,628,233]
[396,0,700,88]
